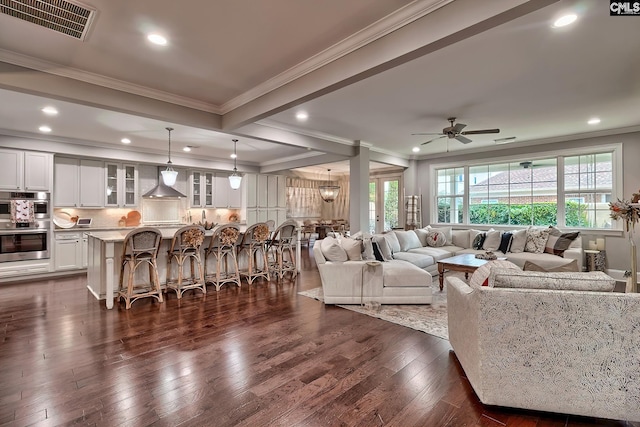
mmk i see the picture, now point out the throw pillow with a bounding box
[469,259,520,287]
[482,230,501,251]
[320,236,348,262]
[394,230,422,251]
[489,269,615,292]
[362,238,376,261]
[509,229,527,253]
[372,235,393,261]
[523,259,579,272]
[498,232,513,253]
[371,241,386,262]
[414,228,429,246]
[472,233,486,250]
[469,229,483,249]
[383,232,401,254]
[339,237,362,261]
[427,226,453,245]
[426,230,446,247]
[452,230,470,248]
[525,227,550,254]
[544,226,580,256]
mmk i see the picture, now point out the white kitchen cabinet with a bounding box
[213,174,242,208]
[82,233,88,268]
[244,174,287,225]
[54,231,84,271]
[257,175,268,207]
[54,157,104,207]
[0,149,52,191]
[245,174,257,208]
[267,175,278,208]
[105,163,138,207]
[189,171,213,207]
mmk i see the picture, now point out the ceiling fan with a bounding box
[413,117,500,145]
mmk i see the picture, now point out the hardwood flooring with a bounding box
[1,248,637,426]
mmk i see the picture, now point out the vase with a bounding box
[630,233,638,293]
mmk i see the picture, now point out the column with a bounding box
[349,144,370,234]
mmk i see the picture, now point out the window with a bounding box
[434,148,616,230]
[436,167,464,224]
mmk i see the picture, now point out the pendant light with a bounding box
[228,139,242,190]
[161,127,178,187]
[319,169,340,203]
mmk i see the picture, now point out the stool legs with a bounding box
[166,251,206,299]
[118,257,163,309]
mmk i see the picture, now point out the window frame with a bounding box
[429,143,623,233]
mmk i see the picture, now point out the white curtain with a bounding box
[287,177,350,220]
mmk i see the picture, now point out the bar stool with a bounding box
[267,220,298,280]
[166,225,206,299]
[118,227,163,309]
[204,224,241,291]
[237,222,271,284]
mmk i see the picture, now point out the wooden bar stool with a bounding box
[117,227,164,309]
[237,222,271,284]
[204,224,241,291]
[166,225,206,299]
[267,220,298,280]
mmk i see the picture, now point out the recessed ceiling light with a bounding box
[587,118,601,125]
[183,146,191,152]
[147,33,167,46]
[553,14,577,28]
[412,147,420,153]
[296,111,309,121]
[121,137,131,144]
[41,106,58,115]
[39,125,52,133]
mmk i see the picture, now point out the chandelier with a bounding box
[319,169,340,203]
[228,139,242,190]
[160,127,178,186]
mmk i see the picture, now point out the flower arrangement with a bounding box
[609,190,640,232]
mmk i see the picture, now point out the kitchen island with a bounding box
[86,225,301,309]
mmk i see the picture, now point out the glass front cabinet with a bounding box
[190,171,214,207]
[105,163,138,207]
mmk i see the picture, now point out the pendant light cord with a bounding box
[166,127,174,165]
[233,139,238,171]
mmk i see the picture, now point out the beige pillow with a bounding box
[339,237,362,261]
[414,228,429,246]
[482,230,501,251]
[383,232,401,253]
[394,230,422,251]
[509,229,527,253]
[320,236,348,262]
[452,230,470,248]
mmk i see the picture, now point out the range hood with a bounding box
[142,168,187,198]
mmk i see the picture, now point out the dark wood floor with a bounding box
[1,248,637,427]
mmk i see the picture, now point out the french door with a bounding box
[369,175,402,234]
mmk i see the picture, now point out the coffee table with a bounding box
[437,254,488,291]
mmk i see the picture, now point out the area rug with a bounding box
[298,273,461,341]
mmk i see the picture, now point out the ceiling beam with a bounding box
[221,0,559,130]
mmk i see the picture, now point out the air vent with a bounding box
[0,0,95,40]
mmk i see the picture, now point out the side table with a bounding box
[584,249,606,272]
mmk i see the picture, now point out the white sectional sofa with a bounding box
[447,269,639,422]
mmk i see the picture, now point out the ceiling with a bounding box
[0,0,639,173]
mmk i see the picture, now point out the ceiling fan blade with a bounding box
[411,132,443,136]
[452,123,467,133]
[455,135,473,144]
[461,128,500,135]
[421,135,446,145]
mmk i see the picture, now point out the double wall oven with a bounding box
[0,192,50,262]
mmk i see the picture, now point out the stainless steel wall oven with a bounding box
[0,192,51,262]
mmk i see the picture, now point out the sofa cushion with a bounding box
[394,230,422,251]
[509,229,527,253]
[383,232,401,253]
[482,230,501,251]
[489,268,616,292]
[382,260,431,287]
[426,230,446,247]
[504,252,576,270]
[320,236,348,262]
[469,259,520,287]
[498,232,513,253]
[523,259,579,272]
[525,227,550,254]
[452,230,471,248]
[339,237,362,261]
[372,236,392,261]
[413,228,428,246]
[409,246,458,261]
[427,226,453,245]
[544,226,580,256]
[392,251,435,269]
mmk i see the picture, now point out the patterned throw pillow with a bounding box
[426,230,446,247]
[525,228,550,254]
[472,233,486,250]
[469,259,520,287]
[371,241,386,262]
[544,226,580,256]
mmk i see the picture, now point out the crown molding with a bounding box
[259,151,327,167]
[256,119,356,146]
[0,49,222,114]
[219,0,453,114]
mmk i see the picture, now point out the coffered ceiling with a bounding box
[0,0,639,173]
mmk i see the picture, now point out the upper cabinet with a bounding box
[105,163,138,207]
[213,174,242,209]
[189,170,213,208]
[0,149,52,191]
[54,157,104,207]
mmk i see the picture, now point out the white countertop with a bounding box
[86,227,219,242]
